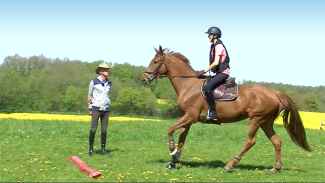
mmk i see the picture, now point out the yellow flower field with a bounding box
[156,99,170,105]
[0,113,161,122]
[274,111,325,130]
[0,111,324,130]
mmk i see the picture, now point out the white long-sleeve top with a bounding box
[88,76,111,111]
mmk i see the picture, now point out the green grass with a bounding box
[0,118,324,182]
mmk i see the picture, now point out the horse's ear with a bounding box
[154,47,159,54]
[155,45,164,55]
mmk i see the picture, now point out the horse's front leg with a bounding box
[171,125,191,162]
[167,115,193,169]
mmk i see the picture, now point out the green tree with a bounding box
[111,87,157,116]
[110,64,132,83]
[303,93,319,112]
[154,78,177,100]
[0,67,31,112]
[64,86,87,113]
[32,99,53,112]
[157,100,180,119]
[284,90,303,110]
[108,77,123,103]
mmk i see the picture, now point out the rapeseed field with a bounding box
[274,111,325,130]
[0,111,323,130]
[0,113,161,122]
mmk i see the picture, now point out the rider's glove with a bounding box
[197,70,206,79]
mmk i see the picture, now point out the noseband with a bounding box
[143,54,166,81]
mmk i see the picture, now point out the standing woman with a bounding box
[88,63,112,156]
[198,27,230,122]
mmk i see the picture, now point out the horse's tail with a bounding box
[275,91,311,151]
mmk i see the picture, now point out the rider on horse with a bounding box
[198,27,230,122]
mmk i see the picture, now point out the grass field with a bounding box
[0,114,324,182]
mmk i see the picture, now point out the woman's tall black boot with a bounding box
[100,132,109,155]
[89,131,95,157]
[205,90,219,122]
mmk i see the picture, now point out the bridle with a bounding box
[142,54,166,82]
[143,53,198,82]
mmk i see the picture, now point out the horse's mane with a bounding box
[167,51,195,70]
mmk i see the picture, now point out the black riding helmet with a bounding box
[205,27,222,38]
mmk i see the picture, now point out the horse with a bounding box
[141,46,311,172]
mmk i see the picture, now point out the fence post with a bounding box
[320,118,323,131]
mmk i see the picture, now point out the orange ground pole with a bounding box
[68,156,102,178]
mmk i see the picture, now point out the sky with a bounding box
[0,0,324,86]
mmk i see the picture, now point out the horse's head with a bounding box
[141,45,168,84]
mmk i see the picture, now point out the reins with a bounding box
[160,74,199,79]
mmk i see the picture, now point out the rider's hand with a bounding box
[197,70,205,79]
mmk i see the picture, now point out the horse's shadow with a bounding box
[154,159,307,172]
[153,159,280,171]
[181,161,276,171]
[181,160,227,169]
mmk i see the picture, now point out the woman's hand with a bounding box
[88,97,92,104]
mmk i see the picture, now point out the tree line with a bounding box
[0,54,324,118]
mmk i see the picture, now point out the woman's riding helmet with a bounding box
[205,27,222,38]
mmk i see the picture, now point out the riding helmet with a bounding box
[205,27,222,38]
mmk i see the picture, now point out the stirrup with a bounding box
[207,110,218,120]
[203,116,220,124]
[203,111,220,124]
[205,114,218,121]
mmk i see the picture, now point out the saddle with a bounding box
[201,77,238,101]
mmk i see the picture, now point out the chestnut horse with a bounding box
[141,46,311,172]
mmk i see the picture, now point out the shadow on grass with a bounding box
[151,159,226,169]
[150,159,299,171]
[183,162,307,172]
[94,148,119,155]
[181,160,226,169]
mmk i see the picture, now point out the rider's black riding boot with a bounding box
[205,90,218,122]
[89,131,95,157]
[100,132,109,155]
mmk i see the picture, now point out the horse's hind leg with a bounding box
[224,118,260,171]
[260,124,282,173]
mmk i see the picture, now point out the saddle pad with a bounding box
[201,80,238,101]
[217,85,238,101]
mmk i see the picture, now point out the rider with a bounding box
[198,27,230,122]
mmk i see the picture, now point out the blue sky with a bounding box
[0,0,324,86]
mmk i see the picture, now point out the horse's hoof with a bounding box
[166,162,176,170]
[224,165,233,172]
